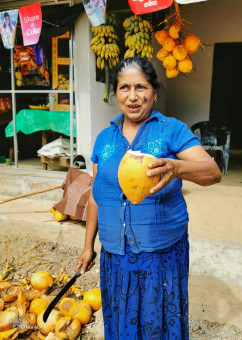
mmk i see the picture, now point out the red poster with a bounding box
[128,0,173,15]
[19,2,42,46]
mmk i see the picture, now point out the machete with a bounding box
[43,251,97,322]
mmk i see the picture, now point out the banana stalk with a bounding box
[103,61,110,103]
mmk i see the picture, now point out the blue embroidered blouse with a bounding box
[91,110,200,254]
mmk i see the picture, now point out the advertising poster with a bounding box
[0,9,18,49]
[19,2,42,46]
[128,0,173,15]
[83,0,106,27]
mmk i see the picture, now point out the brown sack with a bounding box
[54,167,92,221]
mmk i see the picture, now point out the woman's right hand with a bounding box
[75,248,95,275]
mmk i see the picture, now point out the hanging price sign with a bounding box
[128,0,173,15]
[19,2,42,46]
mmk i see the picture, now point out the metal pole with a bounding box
[69,27,74,167]
[0,90,70,94]
[10,48,18,168]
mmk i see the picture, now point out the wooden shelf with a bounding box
[38,154,70,170]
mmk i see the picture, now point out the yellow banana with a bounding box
[124,49,131,59]
[97,56,102,69]
[101,59,105,69]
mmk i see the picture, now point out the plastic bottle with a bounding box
[48,90,57,111]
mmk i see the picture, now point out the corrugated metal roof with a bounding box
[0,0,82,11]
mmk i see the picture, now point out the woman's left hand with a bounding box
[146,158,178,195]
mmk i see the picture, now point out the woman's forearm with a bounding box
[148,146,221,194]
[175,158,221,186]
[84,195,98,251]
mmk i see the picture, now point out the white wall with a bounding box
[165,0,242,128]
[74,13,119,173]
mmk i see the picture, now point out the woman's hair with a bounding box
[112,57,160,94]
[3,12,13,32]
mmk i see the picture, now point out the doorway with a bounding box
[210,43,242,149]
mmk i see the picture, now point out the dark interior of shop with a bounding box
[0,4,82,168]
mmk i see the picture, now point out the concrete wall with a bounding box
[165,0,242,128]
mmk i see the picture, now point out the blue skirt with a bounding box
[100,230,189,340]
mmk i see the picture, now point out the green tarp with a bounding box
[5,109,76,137]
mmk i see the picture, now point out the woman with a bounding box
[1,12,14,49]
[75,57,221,339]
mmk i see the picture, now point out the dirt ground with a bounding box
[0,234,242,339]
[0,159,242,339]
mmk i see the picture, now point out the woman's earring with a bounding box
[155,98,157,103]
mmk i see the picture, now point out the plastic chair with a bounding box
[191,121,231,175]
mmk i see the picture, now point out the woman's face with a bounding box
[4,16,10,25]
[116,66,157,125]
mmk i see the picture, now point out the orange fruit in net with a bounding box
[157,48,169,62]
[155,29,169,45]
[184,35,200,54]
[173,44,188,61]
[162,36,176,52]
[163,55,177,70]
[178,56,193,73]
[166,67,179,78]
[169,24,180,39]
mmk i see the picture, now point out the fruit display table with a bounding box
[5,109,76,169]
[5,109,76,138]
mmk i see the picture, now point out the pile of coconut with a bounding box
[0,270,101,339]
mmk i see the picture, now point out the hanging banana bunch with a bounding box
[90,13,120,70]
[90,14,120,102]
[123,15,154,60]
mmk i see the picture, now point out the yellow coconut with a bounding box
[59,298,77,317]
[29,298,49,315]
[155,29,169,45]
[0,286,18,303]
[37,309,62,335]
[0,328,18,339]
[55,316,81,340]
[118,150,160,205]
[0,282,13,291]
[29,331,39,340]
[184,35,200,54]
[17,288,29,316]
[0,299,4,312]
[168,24,180,39]
[156,48,169,62]
[30,271,54,291]
[173,44,188,61]
[0,307,19,331]
[163,55,177,70]
[162,36,176,52]
[37,330,47,339]
[83,288,102,311]
[69,301,92,325]
[178,56,193,73]
[54,211,68,222]
[18,313,36,334]
[166,67,179,78]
